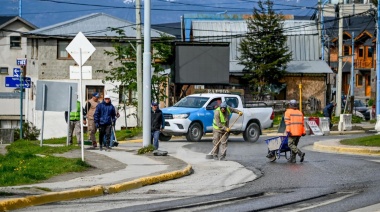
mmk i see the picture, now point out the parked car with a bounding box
[343,99,370,120]
[160,93,274,142]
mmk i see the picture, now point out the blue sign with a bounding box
[13,68,21,77]
[16,58,27,66]
[5,77,31,88]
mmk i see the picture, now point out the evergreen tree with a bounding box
[238,0,292,100]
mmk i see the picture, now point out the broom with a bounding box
[205,115,241,159]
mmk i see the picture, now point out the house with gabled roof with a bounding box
[23,13,172,139]
[324,14,376,101]
[0,16,37,130]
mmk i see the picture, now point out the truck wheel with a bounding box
[159,133,172,141]
[186,122,203,142]
[244,122,260,142]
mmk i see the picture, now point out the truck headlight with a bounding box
[173,113,189,119]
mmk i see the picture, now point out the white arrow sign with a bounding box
[66,32,96,66]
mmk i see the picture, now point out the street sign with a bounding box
[70,66,92,79]
[16,58,27,66]
[66,32,96,66]
[5,77,31,88]
[13,68,21,77]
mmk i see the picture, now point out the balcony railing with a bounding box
[354,59,373,69]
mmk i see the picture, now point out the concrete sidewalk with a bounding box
[0,141,256,211]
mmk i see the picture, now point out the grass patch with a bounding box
[137,145,155,155]
[340,135,380,147]
[0,140,91,186]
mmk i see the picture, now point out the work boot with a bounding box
[298,150,305,162]
[213,155,219,160]
[288,153,296,163]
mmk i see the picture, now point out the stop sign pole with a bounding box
[66,32,96,161]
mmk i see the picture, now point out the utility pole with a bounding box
[318,0,322,59]
[335,0,344,117]
[19,0,22,17]
[136,0,143,127]
[350,32,355,114]
[375,1,380,131]
[143,0,152,147]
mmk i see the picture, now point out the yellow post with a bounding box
[299,84,302,112]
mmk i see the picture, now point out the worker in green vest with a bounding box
[65,100,86,145]
[212,101,242,161]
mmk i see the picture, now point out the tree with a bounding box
[238,0,292,100]
[97,28,173,127]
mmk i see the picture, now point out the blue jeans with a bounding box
[151,131,160,150]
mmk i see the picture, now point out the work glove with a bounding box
[238,112,243,116]
[225,128,230,133]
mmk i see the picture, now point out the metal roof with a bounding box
[26,13,171,38]
[287,61,333,74]
[0,16,37,30]
[191,20,330,74]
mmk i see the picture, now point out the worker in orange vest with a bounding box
[284,99,306,163]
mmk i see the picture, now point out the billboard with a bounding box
[175,43,230,84]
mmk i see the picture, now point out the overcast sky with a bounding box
[0,0,318,27]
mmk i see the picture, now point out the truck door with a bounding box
[224,97,243,131]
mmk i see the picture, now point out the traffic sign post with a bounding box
[13,68,21,77]
[16,58,27,66]
[5,76,31,88]
[15,58,27,140]
[66,31,96,161]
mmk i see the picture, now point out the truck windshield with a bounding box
[173,97,209,108]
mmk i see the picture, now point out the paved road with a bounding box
[18,134,380,212]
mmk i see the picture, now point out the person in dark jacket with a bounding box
[94,95,116,151]
[151,102,165,150]
[323,101,336,129]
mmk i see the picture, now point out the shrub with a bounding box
[14,122,40,140]
[368,99,374,107]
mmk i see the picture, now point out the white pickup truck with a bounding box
[160,93,274,142]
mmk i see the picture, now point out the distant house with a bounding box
[182,14,333,110]
[23,13,172,139]
[325,15,376,101]
[0,16,37,129]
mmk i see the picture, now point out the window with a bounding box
[86,86,104,101]
[0,67,8,74]
[10,36,21,48]
[367,47,373,58]
[225,97,239,108]
[344,46,350,56]
[57,40,72,59]
[356,74,363,87]
[358,47,364,58]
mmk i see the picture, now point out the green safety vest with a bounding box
[70,101,81,121]
[213,107,231,130]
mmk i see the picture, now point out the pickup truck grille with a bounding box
[163,113,173,119]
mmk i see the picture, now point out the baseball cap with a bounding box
[104,95,111,99]
[151,102,158,106]
[92,92,99,97]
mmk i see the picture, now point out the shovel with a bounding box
[205,115,241,159]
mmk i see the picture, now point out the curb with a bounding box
[313,142,380,156]
[119,139,142,143]
[0,165,193,211]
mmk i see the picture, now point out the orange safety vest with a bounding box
[284,108,306,136]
